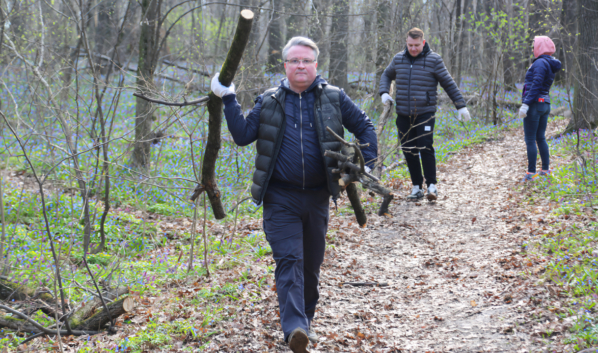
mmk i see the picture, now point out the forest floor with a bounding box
[198,118,576,352]
[16,117,590,353]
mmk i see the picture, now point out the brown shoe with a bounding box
[288,327,309,353]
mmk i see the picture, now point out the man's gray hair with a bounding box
[282,36,320,62]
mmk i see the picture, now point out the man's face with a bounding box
[407,36,425,57]
[284,45,318,90]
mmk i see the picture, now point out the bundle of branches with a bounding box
[324,127,394,227]
[0,277,133,344]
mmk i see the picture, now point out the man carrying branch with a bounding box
[211,37,377,352]
[379,28,470,201]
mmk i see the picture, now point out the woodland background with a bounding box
[0,0,597,351]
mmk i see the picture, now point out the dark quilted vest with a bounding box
[250,84,344,204]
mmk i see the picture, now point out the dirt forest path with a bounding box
[207,120,567,352]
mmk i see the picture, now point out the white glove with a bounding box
[211,73,235,98]
[457,107,471,122]
[519,104,529,119]
[364,165,372,174]
[381,93,394,105]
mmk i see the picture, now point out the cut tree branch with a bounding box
[201,9,254,219]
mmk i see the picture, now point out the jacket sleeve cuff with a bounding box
[222,94,238,106]
[455,101,466,110]
[379,91,389,97]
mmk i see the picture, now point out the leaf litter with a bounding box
[20,120,576,352]
[197,120,572,352]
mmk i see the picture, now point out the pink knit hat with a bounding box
[533,36,556,58]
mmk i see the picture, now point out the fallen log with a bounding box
[0,304,98,337]
[202,9,254,219]
[0,296,133,338]
[0,277,53,302]
[72,296,134,331]
[0,279,132,340]
[68,286,129,328]
[0,317,97,337]
[0,278,59,318]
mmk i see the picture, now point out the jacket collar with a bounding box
[280,75,327,95]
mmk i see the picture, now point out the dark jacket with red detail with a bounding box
[522,55,562,105]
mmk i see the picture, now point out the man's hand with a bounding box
[364,165,372,174]
[211,73,235,98]
[518,104,529,119]
[457,107,471,122]
[381,93,394,106]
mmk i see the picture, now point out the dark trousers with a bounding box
[262,185,329,342]
[396,112,437,187]
[523,102,550,173]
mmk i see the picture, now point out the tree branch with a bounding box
[133,92,209,107]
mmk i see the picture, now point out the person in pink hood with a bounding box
[518,36,562,182]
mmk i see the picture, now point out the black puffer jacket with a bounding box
[379,42,466,116]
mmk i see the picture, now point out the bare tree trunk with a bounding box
[364,0,374,66]
[267,0,283,72]
[131,0,160,170]
[501,0,518,90]
[556,0,577,85]
[212,0,229,68]
[569,0,598,130]
[375,0,392,99]
[452,0,465,86]
[285,0,302,40]
[95,0,116,59]
[329,0,350,91]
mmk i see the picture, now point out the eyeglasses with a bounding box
[285,59,316,66]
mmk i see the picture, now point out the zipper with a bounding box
[299,93,305,189]
[408,63,413,113]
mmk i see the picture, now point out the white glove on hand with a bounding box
[519,104,529,119]
[211,73,235,98]
[457,107,471,122]
[364,165,372,174]
[381,93,394,105]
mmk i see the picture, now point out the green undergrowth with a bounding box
[0,179,273,349]
[520,127,598,351]
[0,84,571,350]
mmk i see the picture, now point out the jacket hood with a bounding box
[535,54,562,73]
[280,75,328,93]
[533,36,556,58]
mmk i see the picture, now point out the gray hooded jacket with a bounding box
[379,42,466,117]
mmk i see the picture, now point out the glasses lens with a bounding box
[287,59,314,66]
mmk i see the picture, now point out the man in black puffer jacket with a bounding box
[379,27,470,201]
[211,37,377,352]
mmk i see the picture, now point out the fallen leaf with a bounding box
[470,300,477,307]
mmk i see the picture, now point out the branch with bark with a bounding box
[133,92,209,107]
[325,127,395,227]
[202,9,255,219]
